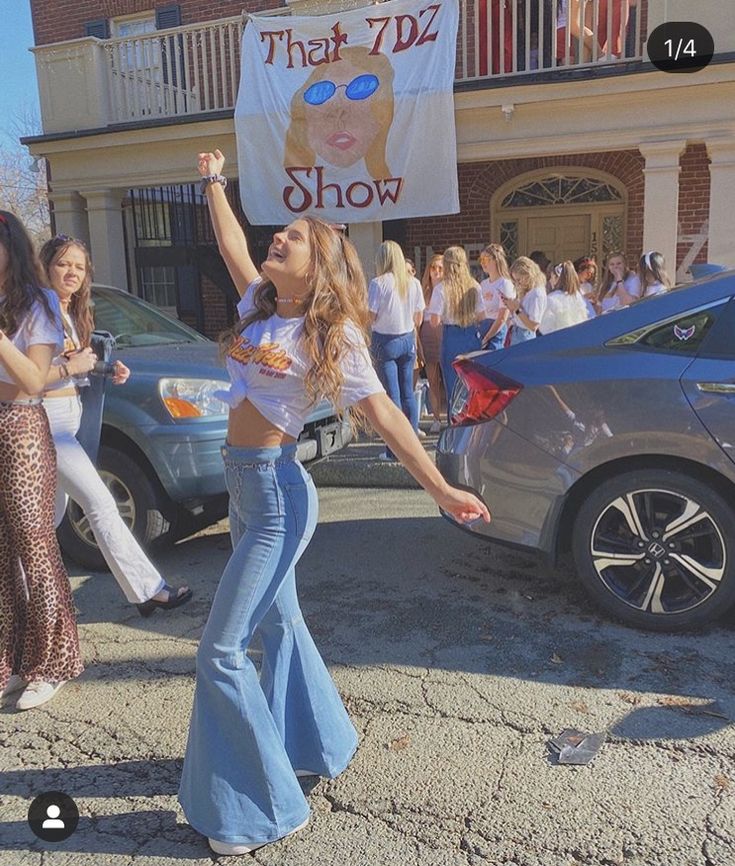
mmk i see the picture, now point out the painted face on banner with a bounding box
[303,59,383,169]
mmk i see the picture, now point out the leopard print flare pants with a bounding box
[0,401,83,687]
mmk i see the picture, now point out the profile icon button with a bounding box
[28,791,79,842]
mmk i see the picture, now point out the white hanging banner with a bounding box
[235,0,460,224]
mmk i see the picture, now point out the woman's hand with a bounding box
[436,487,491,525]
[503,297,520,314]
[197,149,225,177]
[111,360,130,385]
[66,347,97,376]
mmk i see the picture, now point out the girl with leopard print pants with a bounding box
[0,210,83,711]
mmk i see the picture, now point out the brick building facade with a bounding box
[24,0,735,339]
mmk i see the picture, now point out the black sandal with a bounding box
[136,584,193,618]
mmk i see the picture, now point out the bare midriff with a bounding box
[0,381,39,402]
[226,398,297,448]
[44,386,78,398]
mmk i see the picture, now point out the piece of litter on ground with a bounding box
[548,728,604,765]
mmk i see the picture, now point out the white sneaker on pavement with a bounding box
[429,420,442,434]
[416,428,427,440]
[16,680,66,710]
[1,675,27,699]
[208,818,309,856]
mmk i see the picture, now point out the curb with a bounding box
[309,429,440,489]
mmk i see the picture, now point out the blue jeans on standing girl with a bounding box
[179,443,358,847]
[441,323,482,418]
[370,330,418,460]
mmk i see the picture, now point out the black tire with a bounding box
[57,445,170,571]
[571,469,735,631]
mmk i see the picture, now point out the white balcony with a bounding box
[31,0,730,134]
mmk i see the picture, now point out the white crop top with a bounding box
[0,289,64,386]
[215,280,385,438]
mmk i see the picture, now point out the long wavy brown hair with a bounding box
[221,217,372,427]
[38,237,95,347]
[421,253,443,307]
[442,246,480,328]
[0,209,55,337]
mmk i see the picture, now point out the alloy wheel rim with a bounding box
[68,470,136,547]
[590,488,725,616]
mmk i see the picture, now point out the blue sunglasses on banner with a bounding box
[303,74,380,106]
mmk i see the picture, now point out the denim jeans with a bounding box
[179,443,358,846]
[482,318,508,351]
[441,324,482,417]
[370,330,418,459]
[43,394,166,604]
[509,324,537,346]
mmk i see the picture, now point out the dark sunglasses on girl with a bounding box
[303,74,380,106]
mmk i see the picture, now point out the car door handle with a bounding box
[696,382,735,394]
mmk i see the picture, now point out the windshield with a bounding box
[91,287,209,347]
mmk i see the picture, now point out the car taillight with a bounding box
[451,357,522,426]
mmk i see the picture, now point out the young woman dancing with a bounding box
[178,150,490,856]
[38,236,192,617]
[0,211,83,711]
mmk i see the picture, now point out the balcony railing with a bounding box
[33,1,648,131]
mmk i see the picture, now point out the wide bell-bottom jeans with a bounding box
[179,443,358,846]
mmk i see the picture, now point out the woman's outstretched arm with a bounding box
[198,149,260,296]
[359,391,491,525]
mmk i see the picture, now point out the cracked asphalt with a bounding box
[1,486,734,866]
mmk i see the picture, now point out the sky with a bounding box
[0,1,40,150]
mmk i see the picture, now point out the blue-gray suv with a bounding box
[57,284,351,569]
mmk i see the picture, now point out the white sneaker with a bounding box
[16,680,66,711]
[378,452,396,462]
[416,428,427,440]
[429,420,442,434]
[1,675,27,699]
[209,818,308,856]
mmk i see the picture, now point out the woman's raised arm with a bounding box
[198,149,260,296]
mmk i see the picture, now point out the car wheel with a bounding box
[572,469,735,631]
[57,445,170,571]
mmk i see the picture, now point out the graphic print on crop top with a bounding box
[227,334,293,379]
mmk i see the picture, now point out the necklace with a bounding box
[276,295,304,305]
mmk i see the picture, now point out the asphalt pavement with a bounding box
[1,447,734,866]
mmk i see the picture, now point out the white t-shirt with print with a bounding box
[0,289,64,386]
[480,276,516,319]
[215,280,384,438]
[368,273,425,335]
[427,281,485,326]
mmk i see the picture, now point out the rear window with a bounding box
[609,303,726,356]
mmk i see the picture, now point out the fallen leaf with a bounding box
[550,653,563,665]
[570,701,590,714]
[388,734,411,752]
[714,774,730,793]
[617,692,641,705]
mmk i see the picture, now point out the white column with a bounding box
[84,189,128,288]
[639,140,686,275]
[49,191,89,246]
[349,221,383,282]
[706,139,735,270]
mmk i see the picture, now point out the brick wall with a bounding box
[200,273,234,339]
[402,150,645,269]
[31,0,284,46]
[676,143,710,272]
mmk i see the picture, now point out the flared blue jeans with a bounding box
[179,443,358,846]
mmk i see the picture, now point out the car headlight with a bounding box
[158,378,229,419]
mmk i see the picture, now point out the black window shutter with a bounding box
[84,19,110,38]
[155,5,182,29]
